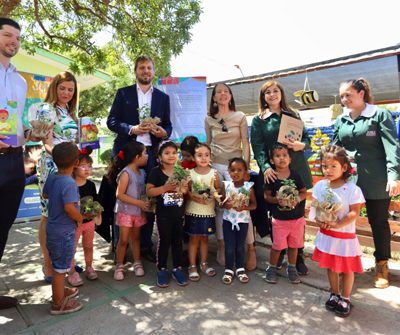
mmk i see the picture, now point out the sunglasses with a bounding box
[219,118,228,132]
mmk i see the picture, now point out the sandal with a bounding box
[50,296,83,315]
[64,287,79,299]
[133,262,145,277]
[188,265,200,282]
[200,262,216,277]
[236,268,249,284]
[222,269,234,285]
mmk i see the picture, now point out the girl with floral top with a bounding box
[220,158,256,285]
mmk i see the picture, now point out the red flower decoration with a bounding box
[80,148,88,155]
[117,150,125,160]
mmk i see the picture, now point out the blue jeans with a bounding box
[46,229,75,272]
[223,220,248,271]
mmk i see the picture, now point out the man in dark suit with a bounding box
[107,55,172,262]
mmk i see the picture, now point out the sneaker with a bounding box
[133,262,145,277]
[335,297,351,317]
[85,266,98,280]
[50,297,83,315]
[114,264,125,281]
[67,272,83,287]
[172,267,188,286]
[287,265,301,284]
[325,293,340,312]
[265,266,278,284]
[296,255,308,276]
[157,269,169,288]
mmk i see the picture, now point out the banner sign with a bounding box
[15,184,41,223]
[157,77,207,143]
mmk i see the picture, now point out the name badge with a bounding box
[366,130,376,137]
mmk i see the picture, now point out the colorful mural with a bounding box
[305,111,400,184]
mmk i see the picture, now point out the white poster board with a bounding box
[157,77,207,142]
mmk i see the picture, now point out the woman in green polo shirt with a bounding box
[251,80,313,275]
[333,78,400,288]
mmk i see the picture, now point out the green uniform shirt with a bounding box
[333,104,400,199]
[250,110,313,189]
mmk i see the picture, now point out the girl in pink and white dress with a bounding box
[310,145,364,318]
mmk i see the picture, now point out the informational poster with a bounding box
[20,72,53,131]
[80,117,100,149]
[157,77,207,143]
[15,184,41,223]
[14,72,52,223]
[0,98,18,145]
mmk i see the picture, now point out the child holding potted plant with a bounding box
[220,157,256,285]
[264,144,307,285]
[185,143,221,281]
[310,145,365,317]
[146,141,190,287]
[68,146,103,286]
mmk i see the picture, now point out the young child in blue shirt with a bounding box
[43,142,84,315]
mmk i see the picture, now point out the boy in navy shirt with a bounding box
[43,142,84,315]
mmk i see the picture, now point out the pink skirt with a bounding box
[312,248,363,273]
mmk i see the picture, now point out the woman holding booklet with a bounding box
[250,80,312,275]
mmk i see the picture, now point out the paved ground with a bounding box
[1,221,400,335]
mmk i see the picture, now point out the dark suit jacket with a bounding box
[107,84,172,155]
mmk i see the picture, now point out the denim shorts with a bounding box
[46,230,75,273]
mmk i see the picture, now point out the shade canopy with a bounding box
[208,45,400,115]
[13,48,113,91]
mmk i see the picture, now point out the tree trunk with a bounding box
[0,0,21,17]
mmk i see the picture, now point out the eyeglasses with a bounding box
[219,118,228,132]
[77,165,93,170]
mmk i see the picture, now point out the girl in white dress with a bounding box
[310,145,364,318]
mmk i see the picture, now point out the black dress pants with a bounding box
[0,151,25,261]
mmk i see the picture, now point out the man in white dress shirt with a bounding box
[0,17,36,309]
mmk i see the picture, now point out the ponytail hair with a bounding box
[78,146,93,164]
[106,141,145,184]
[340,77,374,103]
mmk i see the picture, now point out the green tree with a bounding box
[2,1,202,117]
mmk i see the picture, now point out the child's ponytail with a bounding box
[106,141,145,185]
[78,146,94,164]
